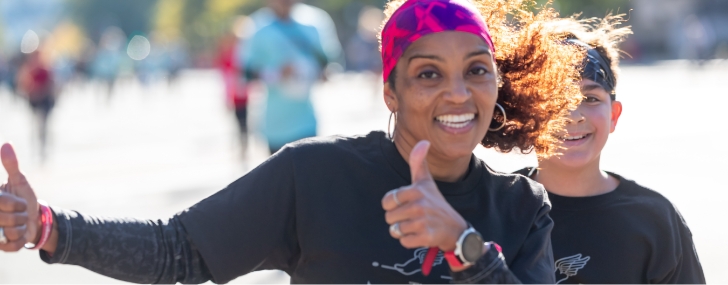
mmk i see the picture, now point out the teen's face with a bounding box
[546,79,622,168]
[384,31,498,160]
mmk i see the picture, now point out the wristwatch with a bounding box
[445,226,484,267]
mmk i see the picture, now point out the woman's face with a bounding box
[385,31,498,161]
[544,79,622,168]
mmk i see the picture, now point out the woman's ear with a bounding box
[383,82,398,112]
[609,100,623,133]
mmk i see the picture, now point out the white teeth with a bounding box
[436,113,475,123]
[435,113,475,129]
[563,134,587,141]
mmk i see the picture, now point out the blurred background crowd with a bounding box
[1,0,727,161]
[0,0,727,283]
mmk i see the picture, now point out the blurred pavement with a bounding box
[0,62,727,283]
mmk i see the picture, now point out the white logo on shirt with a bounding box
[555,254,591,284]
[373,248,451,280]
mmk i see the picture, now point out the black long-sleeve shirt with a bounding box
[40,132,556,283]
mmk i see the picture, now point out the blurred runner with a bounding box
[345,5,384,105]
[218,16,253,158]
[345,6,383,74]
[16,50,55,161]
[243,0,340,154]
[90,27,125,99]
[248,0,342,68]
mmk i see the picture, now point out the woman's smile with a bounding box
[434,113,478,134]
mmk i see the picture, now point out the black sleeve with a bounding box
[178,147,300,283]
[450,243,521,284]
[653,209,706,284]
[41,207,211,284]
[508,203,556,283]
[451,203,555,284]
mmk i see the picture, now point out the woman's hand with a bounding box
[0,143,41,251]
[0,189,30,251]
[381,141,467,252]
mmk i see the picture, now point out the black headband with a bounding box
[566,39,616,100]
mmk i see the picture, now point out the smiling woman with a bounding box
[383,0,584,158]
[1,0,583,284]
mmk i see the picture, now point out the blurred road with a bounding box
[0,61,727,283]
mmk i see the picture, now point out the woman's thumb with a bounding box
[1,143,22,178]
[409,140,433,184]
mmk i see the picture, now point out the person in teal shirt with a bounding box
[243,0,337,154]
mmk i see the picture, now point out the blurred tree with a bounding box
[155,0,265,65]
[545,0,632,19]
[45,21,85,59]
[67,0,636,67]
[305,0,386,53]
[68,0,157,42]
[154,0,185,40]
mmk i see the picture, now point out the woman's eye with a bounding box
[418,71,439,79]
[469,67,487,75]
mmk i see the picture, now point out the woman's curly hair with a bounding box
[379,0,585,157]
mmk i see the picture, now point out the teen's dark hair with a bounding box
[551,14,633,99]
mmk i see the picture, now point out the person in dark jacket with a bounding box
[0,0,585,283]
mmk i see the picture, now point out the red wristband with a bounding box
[25,200,52,250]
[444,250,464,267]
[444,242,503,268]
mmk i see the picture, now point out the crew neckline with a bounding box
[376,131,484,196]
[521,167,626,211]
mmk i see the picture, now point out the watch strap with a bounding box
[445,241,503,268]
[444,250,464,267]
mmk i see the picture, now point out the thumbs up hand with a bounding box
[381,140,468,252]
[0,143,40,251]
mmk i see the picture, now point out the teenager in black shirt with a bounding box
[0,0,585,283]
[515,16,706,284]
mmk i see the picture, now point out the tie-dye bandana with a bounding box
[380,0,495,82]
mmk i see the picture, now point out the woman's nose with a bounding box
[444,77,471,103]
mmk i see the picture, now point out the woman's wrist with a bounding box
[40,221,58,254]
[25,201,58,254]
[26,201,53,250]
[441,218,469,252]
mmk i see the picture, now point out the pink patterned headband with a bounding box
[380,0,496,83]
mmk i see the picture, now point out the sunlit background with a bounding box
[0,0,727,283]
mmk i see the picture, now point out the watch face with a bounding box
[462,232,485,263]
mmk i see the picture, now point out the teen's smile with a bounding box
[560,132,592,147]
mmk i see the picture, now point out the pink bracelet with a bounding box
[25,200,52,250]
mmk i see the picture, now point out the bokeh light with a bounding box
[20,30,39,53]
[127,35,151,60]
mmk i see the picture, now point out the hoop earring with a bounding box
[388,111,397,140]
[489,103,507,132]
